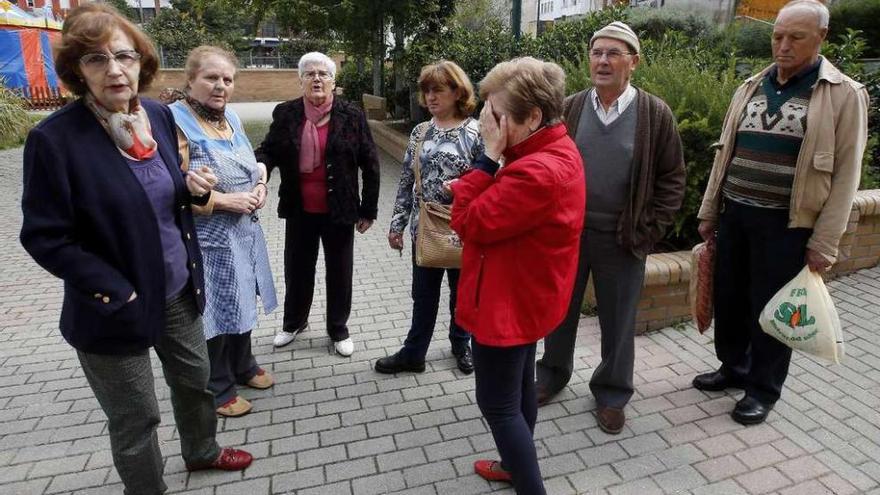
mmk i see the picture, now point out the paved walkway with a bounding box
[2,143,880,495]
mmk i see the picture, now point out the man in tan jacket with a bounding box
[693,0,869,425]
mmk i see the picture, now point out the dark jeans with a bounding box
[400,250,470,363]
[473,340,545,495]
[206,331,259,408]
[77,292,220,495]
[714,200,812,404]
[537,228,645,408]
[282,213,354,342]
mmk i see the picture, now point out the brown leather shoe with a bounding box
[245,368,274,389]
[536,383,562,407]
[216,396,252,417]
[596,405,625,434]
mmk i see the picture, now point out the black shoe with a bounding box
[692,370,746,392]
[731,396,773,425]
[453,347,474,375]
[374,351,425,374]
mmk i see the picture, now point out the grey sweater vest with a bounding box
[575,100,638,231]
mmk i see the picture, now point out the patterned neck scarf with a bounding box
[84,93,157,160]
[186,95,227,130]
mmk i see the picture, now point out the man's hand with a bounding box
[356,218,374,234]
[698,220,717,242]
[806,248,832,272]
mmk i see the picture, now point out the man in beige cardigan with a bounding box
[693,0,869,425]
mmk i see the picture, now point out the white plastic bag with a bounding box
[759,266,845,364]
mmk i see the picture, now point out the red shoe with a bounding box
[474,459,512,482]
[187,447,253,471]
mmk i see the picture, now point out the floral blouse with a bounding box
[389,118,484,238]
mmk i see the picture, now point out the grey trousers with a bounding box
[537,228,646,408]
[77,292,221,495]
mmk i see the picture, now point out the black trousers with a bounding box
[400,247,469,363]
[714,200,812,404]
[473,341,545,495]
[283,213,354,342]
[206,331,259,408]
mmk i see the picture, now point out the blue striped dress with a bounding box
[170,101,278,339]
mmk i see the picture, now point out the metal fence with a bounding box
[158,48,301,69]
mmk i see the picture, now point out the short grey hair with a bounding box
[298,52,337,79]
[778,0,830,29]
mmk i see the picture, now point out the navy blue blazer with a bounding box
[20,98,207,355]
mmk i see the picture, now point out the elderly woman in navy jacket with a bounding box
[19,4,251,493]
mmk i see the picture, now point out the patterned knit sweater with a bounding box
[722,61,821,208]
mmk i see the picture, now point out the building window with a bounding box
[27,0,36,8]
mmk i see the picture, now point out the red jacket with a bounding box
[451,123,586,347]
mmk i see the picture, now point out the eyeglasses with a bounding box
[302,70,334,81]
[589,49,633,61]
[79,50,141,69]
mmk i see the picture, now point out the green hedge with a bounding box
[829,0,880,58]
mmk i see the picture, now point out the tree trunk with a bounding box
[371,15,384,97]
[391,23,406,118]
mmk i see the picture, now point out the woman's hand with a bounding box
[388,232,404,251]
[253,183,268,209]
[185,166,218,197]
[217,191,260,214]
[443,179,458,197]
[806,248,832,272]
[698,220,717,242]
[356,218,374,234]
[479,100,508,162]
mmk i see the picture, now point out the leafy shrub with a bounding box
[626,7,716,42]
[829,0,880,57]
[731,20,773,59]
[0,83,33,150]
[336,59,372,106]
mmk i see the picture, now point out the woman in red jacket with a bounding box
[449,57,586,494]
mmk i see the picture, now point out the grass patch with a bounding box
[0,85,35,150]
[242,120,271,148]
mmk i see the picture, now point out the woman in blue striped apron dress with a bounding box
[170,46,278,417]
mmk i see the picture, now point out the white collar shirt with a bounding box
[590,84,637,125]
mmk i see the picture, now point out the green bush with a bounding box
[626,7,716,42]
[829,0,880,57]
[731,20,773,59]
[336,59,372,106]
[0,83,33,150]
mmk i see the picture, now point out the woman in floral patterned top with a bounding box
[376,61,483,376]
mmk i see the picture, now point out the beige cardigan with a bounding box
[698,57,870,262]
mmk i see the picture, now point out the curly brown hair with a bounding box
[55,3,159,96]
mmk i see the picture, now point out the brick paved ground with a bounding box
[2,142,880,495]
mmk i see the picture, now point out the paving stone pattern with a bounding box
[2,144,880,494]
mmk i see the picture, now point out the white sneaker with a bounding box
[334,338,354,357]
[273,325,307,348]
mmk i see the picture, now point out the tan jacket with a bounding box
[698,57,870,263]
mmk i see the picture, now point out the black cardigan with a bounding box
[254,97,380,224]
[20,98,207,355]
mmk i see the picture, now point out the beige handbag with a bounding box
[412,123,462,269]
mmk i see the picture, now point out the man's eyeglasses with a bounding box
[302,70,334,81]
[589,49,633,61]
[79,50,141,69]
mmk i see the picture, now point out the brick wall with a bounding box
[366,120,880,334]
[142,69,304,103]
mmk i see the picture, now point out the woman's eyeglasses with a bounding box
[302,70,334,81]
[79,50,142,70]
